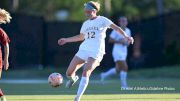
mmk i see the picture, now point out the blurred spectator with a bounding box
[100,16,131,88]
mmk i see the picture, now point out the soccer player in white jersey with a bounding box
[100,16,131,88]
[58,1,134,101]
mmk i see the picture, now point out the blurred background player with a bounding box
[0,8,11,101]
[58,1,134,101]
[100,16,131,88]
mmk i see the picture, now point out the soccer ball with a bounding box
[48,72,63,87]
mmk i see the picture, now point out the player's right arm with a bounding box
[110,24,134,44]
[58,33,84,45]
[109,37,129,46]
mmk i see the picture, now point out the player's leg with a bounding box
[100,67,116,81]
[0,71,7,101]
[116,60,128,88]
[100,52,119,81]
[0,51,2,79]
[0,88,3,97]
[0,53,6,101]
[0,89,7,101]
[66,56,85,77]
[75,57,100,101]
[100,51,125,82]
[0,70,3,97]
[66,56,85,88]
[0,69,2,78]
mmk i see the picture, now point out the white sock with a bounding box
[103,67,116,78]
[76,77,89,100]
[120,71,127,87]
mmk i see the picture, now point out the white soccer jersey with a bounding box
[79,16,113,54]
[110,28,131,61]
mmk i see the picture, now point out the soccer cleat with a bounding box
[66,75,79,88]
[121,81,128,89]
[1,96,7,101]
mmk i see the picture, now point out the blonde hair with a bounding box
[0,8,12,24]
[88,1,101,12]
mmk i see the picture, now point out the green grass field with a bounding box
[1,79,180,101]
[0,66,180,101]
[6,94,180,101]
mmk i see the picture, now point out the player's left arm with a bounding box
[3,43,9,70]
[109,37,128,46]
[110,24,134,44]
[58,33,84,45]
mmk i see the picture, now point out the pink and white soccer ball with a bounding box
[48,73,63,87]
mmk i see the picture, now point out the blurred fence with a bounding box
[1,11,180,69]
[1,13,44,68]
[127,11,180,69]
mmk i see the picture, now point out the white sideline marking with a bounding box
[0,79,105,84]
[0,79,47,84]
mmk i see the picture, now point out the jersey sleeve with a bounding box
[0,28,10,45]
[102,16,113,28]
[80,22,86,34]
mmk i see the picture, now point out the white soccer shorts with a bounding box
[75,50,104,63]
[112,52,127,62]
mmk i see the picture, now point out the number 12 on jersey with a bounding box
[87,32,95,39]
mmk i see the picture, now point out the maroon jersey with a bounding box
[0,28,10,69]
[0,28,10,45]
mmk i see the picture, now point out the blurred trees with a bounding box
[111,0,180,20]
[0,0,180,21]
